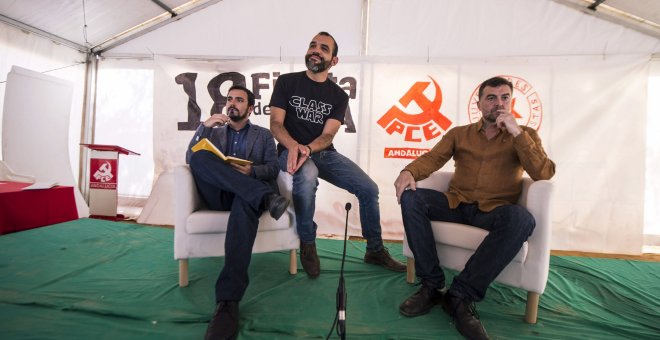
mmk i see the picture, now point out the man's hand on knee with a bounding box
[394,170,416,204]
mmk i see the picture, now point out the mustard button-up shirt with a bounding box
[403,120,555,212]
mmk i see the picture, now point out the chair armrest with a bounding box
[519,179,554,291]
[174,165,202,231]
[416,171,452,191]
[521,180,554,250]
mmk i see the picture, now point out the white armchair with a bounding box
[174,165,299,287]
[402,171,554,324]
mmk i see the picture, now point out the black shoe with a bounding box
[205,300,239,340]
[442,293,489,340]
[264,193,289,220]
[300,241,320,278]
[364,248,406,272]
[399,283,444,317]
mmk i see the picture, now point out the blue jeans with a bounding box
[278,149,384,252]
[189,151,276,302]
[400,188,535,302]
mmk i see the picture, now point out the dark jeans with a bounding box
[189,151,276,302]
[400,188,535,302]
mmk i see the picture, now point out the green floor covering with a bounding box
[0,219,658,339]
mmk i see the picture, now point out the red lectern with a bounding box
[80,144,140,220]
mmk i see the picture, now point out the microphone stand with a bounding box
[326,203,351,340]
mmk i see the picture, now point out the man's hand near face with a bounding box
[496,112,522,137]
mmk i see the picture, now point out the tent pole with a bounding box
[360,0,370,56]
[78,53,99,202]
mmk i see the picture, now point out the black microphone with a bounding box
[337,277,346,339]
[337,202,350,339]
[327,202,351,340]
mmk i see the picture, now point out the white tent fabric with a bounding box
[2,0,659,54]
[0,0,216,52]
[94,61,155,198]
[368,0,660,57]
[646,66,660,241]
[107,0,364,58]
[107,0,660,58]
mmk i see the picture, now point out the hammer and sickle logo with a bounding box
[377,76,452,142]
[93,161,114,183]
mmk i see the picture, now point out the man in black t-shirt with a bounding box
[269,31,405,278]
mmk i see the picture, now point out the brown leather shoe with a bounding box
[205,300,239,340]
[300,241,320,278]
[364,248,406,272]
[442,293,489,340]
[399,283,444,317]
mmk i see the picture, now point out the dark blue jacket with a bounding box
[185,121,280,192]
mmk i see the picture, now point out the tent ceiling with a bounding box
[0,0,220,53]
[553,0,660,40]
[0,0,658,56]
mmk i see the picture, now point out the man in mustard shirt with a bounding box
[393,76,555,340]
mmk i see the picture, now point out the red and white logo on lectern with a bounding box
[89,159,117,189]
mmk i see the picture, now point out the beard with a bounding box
[227,107,248,122]
[305,53,331,73]
[482,106,504,124]
[483,111,498,124]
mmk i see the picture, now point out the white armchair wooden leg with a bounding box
[179,259,189,287]
[289,249,297,275]
[524,291,540,324]
[406,257,415,283]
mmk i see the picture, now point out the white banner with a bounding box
[153,55,649,254]
[153,56,363,236]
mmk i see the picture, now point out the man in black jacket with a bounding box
[186,85,289,340]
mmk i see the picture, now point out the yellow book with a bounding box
[191,138,253,166]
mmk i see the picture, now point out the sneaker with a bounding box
[364,248,406,272]
[399,283,444,317]
[204,300,239,340]
[442,293,489,340]
[300,241,320,278]
[264,193,289,220]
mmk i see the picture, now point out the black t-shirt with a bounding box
[269,71,348,153]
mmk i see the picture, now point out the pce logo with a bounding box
[467,75,543,130]
[89,158,117,190]
[93,161,114,183]
[377,76,452,142]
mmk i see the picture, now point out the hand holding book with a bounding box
[191,138,253,166]
[229,161,253,176]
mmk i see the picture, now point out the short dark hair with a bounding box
[478,76,513,99]
[318,31,338,57]
[228,84,255,107]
